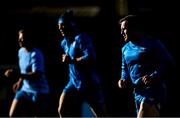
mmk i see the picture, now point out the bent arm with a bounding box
[118,51,131,88]
[21,51,44,80]
[149,40,174,80]
[74,33,96,64]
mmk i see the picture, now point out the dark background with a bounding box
[0,0,179,117]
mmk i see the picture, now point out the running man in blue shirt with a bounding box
[5,29,50,117]
[118,15,174,117]
[57,10,107,117]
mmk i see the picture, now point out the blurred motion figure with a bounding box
[57,10,107,117]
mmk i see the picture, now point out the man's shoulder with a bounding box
[75,33,92,45]
[122,42,131,50]
[18,47,25,53]
[61,38,67,46]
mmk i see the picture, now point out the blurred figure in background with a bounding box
[57,10,107,117]
[5,28,50,117]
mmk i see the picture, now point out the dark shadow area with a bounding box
[0,0,179,117]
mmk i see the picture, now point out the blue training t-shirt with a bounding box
[18,47,49,94]
[61,33,100,91]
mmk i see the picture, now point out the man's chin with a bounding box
[124,38,128,42]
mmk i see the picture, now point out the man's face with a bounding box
[120,20,128,42]
[18,31,30,48]
[58,23,74,40]
[18,31,24,47]
[58,23,65,37]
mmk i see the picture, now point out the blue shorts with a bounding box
[14,90,49,116]
[134,93,161,114]
[134,83,167,114]
[14,90,49,102]
[62,80,105,107]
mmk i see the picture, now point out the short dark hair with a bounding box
[58,9,74,26]
[119,14,141,31]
